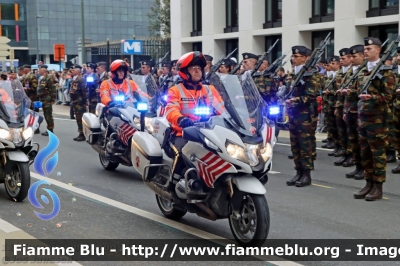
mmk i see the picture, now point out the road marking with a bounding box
[54,118,75,121]
[312,184,333,189]
[383,197,389,200]
[30,172,303,266]
[269,171,281,174]
[276,143,333,151]
[0,218,21,233]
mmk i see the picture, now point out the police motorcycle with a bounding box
[0,80,41,201]
[132,72,276,247]
[82,74,159,171]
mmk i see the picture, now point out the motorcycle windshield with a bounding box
[0,81,25,124]
[213,73,265,135]
[130,74,161,114]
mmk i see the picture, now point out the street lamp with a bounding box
[132,25,142,70]
[81,0,86,64]
[106,38,110,69]
[36,15,42,64]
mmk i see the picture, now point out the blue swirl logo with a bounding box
[28,130,60,221]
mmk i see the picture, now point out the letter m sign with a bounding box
[122,40,143,55]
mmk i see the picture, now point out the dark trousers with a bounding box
[70,104,74,118]
[170,135,188,177]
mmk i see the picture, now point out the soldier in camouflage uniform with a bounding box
[285,46,319,187]
[353,37,395,201]
[321,57,336,149]
[252,55,278,107]
[343,45,365,179]
[21,65,40,134]
[69,65,87,141]
[85,63,98,114]
[37,65,56,136]
[333,48,353,166]
[325,56,341,156]
[391,47,400,173]
[96,62,110,96]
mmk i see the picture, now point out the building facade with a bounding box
[171,0,400,68]
[0,0,154,66]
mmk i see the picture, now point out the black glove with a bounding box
[178,117,194,128]
[108,102,116,108]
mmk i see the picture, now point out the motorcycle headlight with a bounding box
[260,142,273,162]
[145,117,154,133]
[133,116,140,127]
[0,128,10,140]
[120,113,130,123]
[22,127,33,140]
[9,128,23,144]
[244,144,259,167]
[204,137,219,151]
[225,141,248,163]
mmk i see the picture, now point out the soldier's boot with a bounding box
[321,141,330,148]
[386,150,396,163]
[334,147,346,157]
[342,156,355,167]
[34,128,40,134]
[328,144,339,156]
[391,163,400,174]
[74,133,85,142]
[365,182,383,201]
[353,180,373,199]
[322,138,329,143]
[326,141,336,149]
[288,154,293,159]
[286,170,303,186]
[334,154,348,166]
[346,164,362,178]
[41,129,53,136]
[295,170,311,187]
[354,168,365,180]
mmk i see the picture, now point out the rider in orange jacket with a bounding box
[165,51,225,176]
[100,60,146,108]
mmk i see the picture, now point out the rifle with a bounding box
[359,36,400,95]
[323,76,337,92]
[151,51,170,76]
[381,38,389,48]
[203,48,237,84]
[229,60,243,74]
[391,49,399,70]
[251,39,279,77]
[261,51,289,78]
[133,68,141,75]
[160,72,172,93]
[286,32,331,100]
[341,59,367,89]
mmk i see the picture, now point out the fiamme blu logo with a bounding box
[28,130,60,221]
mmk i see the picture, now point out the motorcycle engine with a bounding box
[106,139,123,153]
[175,179,202,199]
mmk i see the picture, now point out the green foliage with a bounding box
[147,0,171,37]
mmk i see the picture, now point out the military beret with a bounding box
[39,65,48,69]
[86,63,97,69]
[242,53,258,60]
[63,68,69,71]
[331,56,340,62]
[292,46,307,56]
[171,60,178,67]
[221,59,235,67]
[325,57,332,64]
[96,62,107,68]
[72,64,82,69]
[162,62,171,68]
[349,45,364,55]
[23,64,31,69]
[204,55,213,62]
[339,48,351,56]
[364,37,382,46]
[18,66,24,70]
[305,48,312,56]
[140,60,154,67]
[397,47,400,53]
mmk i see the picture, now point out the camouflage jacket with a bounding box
[284,70,319,113]
[21,73,38,93]
[38,75,56,104]
[392,72,400,109]
[322,75,332,112]
[69,74,87,102]
[335,67,353,108]
[355,66,395,117]
[253,75,277,106]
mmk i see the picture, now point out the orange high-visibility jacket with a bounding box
[165,83,225,136]
[100,79,147,106]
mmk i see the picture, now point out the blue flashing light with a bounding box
[137,102,148,111]
[86,76,94,83]
[163,95,168,101]
[114,95,125,102]
[268,106,280,115]
[33,101,42,109]
[194,106,211,116]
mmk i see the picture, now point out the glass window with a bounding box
[313,0,320,15]
[192,0,202,32]
[326,0,334,14]
[2,25,16,41]
[226,0,238,27]
[265,35,282,62]
[277,0,282,19]
[370,0,379,8]
[18,4,26,21]
[105,14,113,20]
[266,0,272,21]
[312,30,334,60]
[1,4,15,20]
[386,0,399,6]
[19,25,27,42]
[226,39,239,61]
[265,0,282,24]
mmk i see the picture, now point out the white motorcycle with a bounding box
[82,75,160,171]
[131,73,276,247]
[0,81,41,201]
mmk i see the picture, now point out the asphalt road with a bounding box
[1,112,400,266]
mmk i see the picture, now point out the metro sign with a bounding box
[121,40,143,55]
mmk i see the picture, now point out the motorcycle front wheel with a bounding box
[229,193,270,247]
[4,161,30,202]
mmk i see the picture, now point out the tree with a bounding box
[146,0,171,37]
